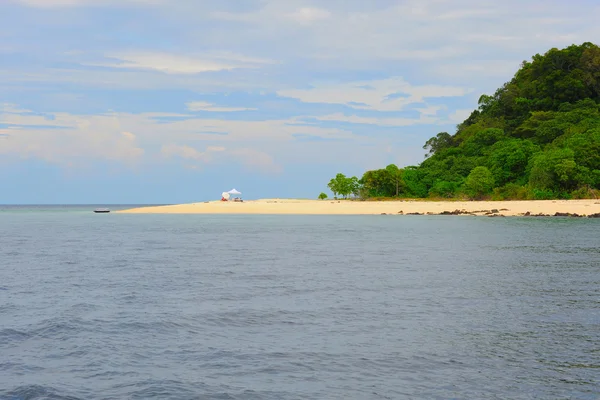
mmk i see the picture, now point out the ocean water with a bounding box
[1,206,599,399]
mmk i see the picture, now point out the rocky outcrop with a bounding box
[554,212,585,217]
[439,209,474,215]
[521,212,550,217]
[390,209,600,217]
[520,211,593,217]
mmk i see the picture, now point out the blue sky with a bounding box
[1,0,598,203]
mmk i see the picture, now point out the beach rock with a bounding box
[522,212,549,217]
[440,209,471,215]
[406,212,423,215]
[398,211,404,214]
[491,209,499,214]
[554,212,583,217]
[588,213,600,218]
[381,213,387,215]
[488,214,505,217]
[500,208,509,211]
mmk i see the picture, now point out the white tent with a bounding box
[227,188,242,195]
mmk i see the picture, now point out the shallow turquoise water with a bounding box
[1,207,599,399]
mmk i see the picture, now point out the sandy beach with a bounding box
[118,199,600,217]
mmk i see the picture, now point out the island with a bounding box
[325,43,600,203]
[122,43,600,217]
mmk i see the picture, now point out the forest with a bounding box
[326,43,600,200]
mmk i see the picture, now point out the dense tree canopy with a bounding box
[325,43,600,200]
[328,173,359,199]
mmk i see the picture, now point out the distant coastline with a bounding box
[118,199,600,217]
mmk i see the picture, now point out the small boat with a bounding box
[94,208,110,213]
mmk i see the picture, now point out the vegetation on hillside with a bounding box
[326,43,600,200]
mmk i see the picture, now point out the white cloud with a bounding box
[308,103,448,127]
[278,77,470,112]
[212,4,331,26]
[86,51,272,75]
[0,102,444,172]
[315,113,437,127]
[161,143,204,160]
[288,7,331,24]
[200,0,600,74]
[186,102,256,112]
[138,114,353,142]
[434,8,496,20]
[0,111,145,166]
[160,143,224,163]
[11,0,164,7]
[5,0,600,174]
[0,66,273,91]
[426,59,523,93]
[206,146,226,152]
[228,148,281,173]
[447,109,474,124]
[0,104,359,169]
[6,0,595,94]
[1,103,32,114]
[415,105,445,116]
[161,143,280,173]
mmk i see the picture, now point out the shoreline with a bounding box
[117,199,600,217]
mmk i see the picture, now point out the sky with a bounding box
[1,0,599,204]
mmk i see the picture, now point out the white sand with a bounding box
[118,199,600,216]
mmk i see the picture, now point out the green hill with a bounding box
[328,42,600,200]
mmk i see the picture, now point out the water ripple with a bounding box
[2,385,83,400]
[1,212,599,399]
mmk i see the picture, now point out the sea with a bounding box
[1,205,599,399]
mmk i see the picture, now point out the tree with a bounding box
[359,169,394,197]
[429,180,460,198]
[402,166,429,198]
[327,178,338,198]
[464,166,495,199]
[318,192,328,200]
[582,44,600,97]
[423,132,452,157]
[336,174,351,198]
[487,139,540,186]
[348,176,360,198]
[327,173,359,199]
[328,173,347,198]
[529,148,580,192]
[385,164,404,197]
